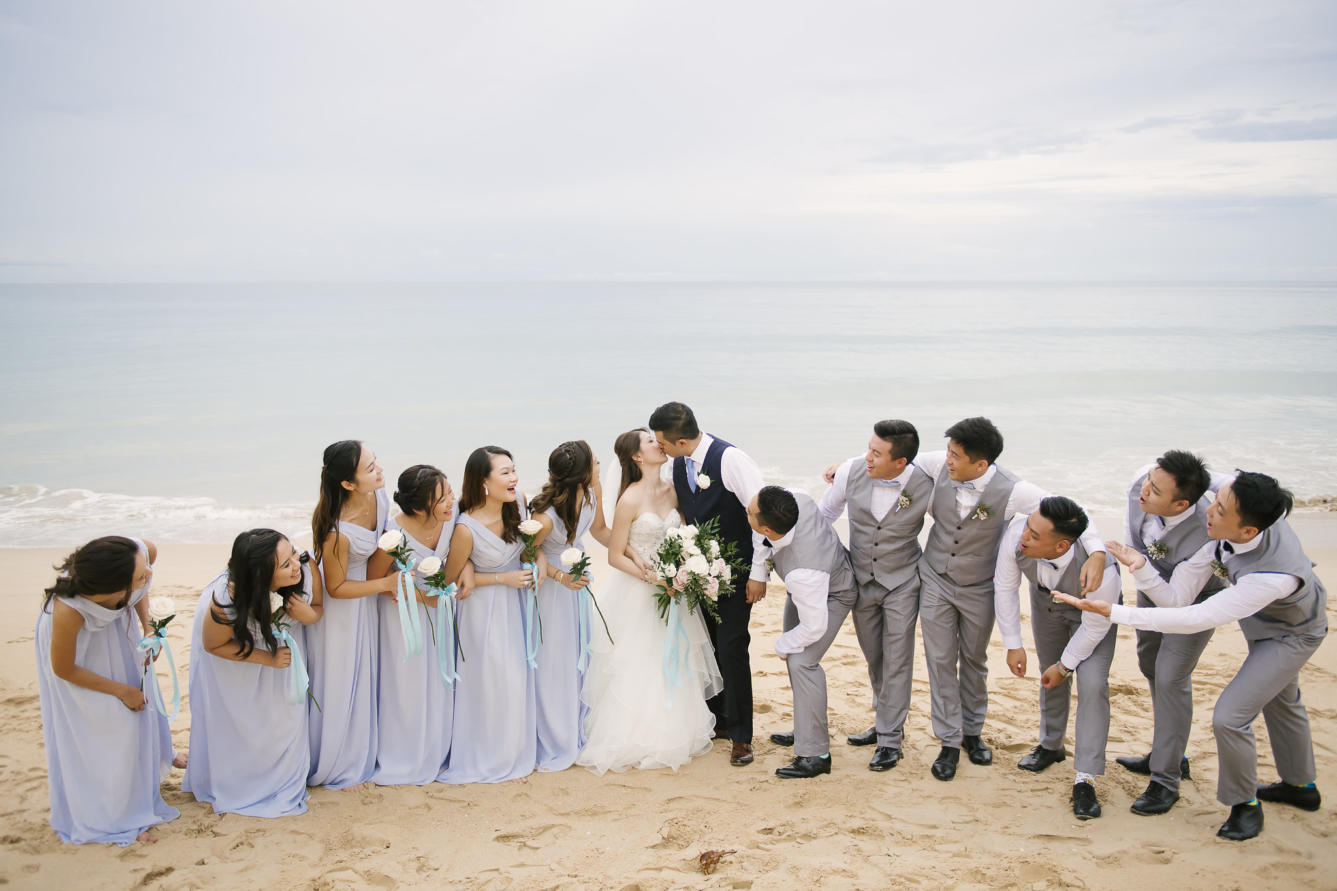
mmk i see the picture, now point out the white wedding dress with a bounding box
[577,509,723,774]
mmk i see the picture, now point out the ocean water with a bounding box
[2,281,1335,547]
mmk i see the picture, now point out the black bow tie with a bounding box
[1222,542,1235,554]
[763,539,776,549]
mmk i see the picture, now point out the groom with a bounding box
[650,401,765,766]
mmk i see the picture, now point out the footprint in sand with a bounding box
[492,823,571,850]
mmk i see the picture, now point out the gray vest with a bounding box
[770,492,858,608]
[846,461,934,590]
[1017,539,1118,624]
[1126,472,1224,602]
[923,462,1018,586]
[1221,520,1328,642]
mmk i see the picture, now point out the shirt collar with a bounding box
[1047,546,1077,572]
[1159,503,1197,530]
[1226,532,1265,557]
[959,463,996,491]
[768,525,797,552]
[874,463,916,487]
[690,434,714,466]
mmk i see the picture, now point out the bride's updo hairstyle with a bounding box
[394,464,449,518]
[529,440,594,545]
[459,445,521,543]
[312,439,362,554]
[614,428,649,498]
[216,528,306,659]
[43,535,139,609]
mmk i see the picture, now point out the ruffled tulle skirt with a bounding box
[576,569,722,774]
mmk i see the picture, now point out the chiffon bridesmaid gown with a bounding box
[182,565,315,817]
[534,497,596,771]
[307,488,388,788]
[437,510,537,783]
[372,513,456,785]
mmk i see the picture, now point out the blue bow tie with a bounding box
[952,480,976,491]
[874,478,901,487]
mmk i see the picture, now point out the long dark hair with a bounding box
[214,528,307,658]
[614,429,647,499]
[312,439,362,557]
[529,440,594,545]
[394,464,449,517]
[458,446,521,543]
[43,535,139,610]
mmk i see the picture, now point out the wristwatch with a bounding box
[1054,662,1072,679]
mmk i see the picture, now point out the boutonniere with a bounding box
[1146,539,1169,561]
[696,472,711,490]
[896,492,912,512]
[764,557,775,574]
[1210,559,1229,581]
[972,502,992,521]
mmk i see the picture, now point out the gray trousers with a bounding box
[1031,594,1117,776]
[918,563,994,747]
[1134,590,1215,791]
[850,574,920,748]
[1212,631,1323,806]
[783,592,854,758]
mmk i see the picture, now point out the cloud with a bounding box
[1194,116,1337,142]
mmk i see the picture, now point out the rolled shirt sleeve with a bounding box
[774,568,831,655]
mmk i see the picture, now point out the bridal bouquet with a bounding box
[649,517,741,623]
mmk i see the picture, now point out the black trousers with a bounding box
[703,582,755,743]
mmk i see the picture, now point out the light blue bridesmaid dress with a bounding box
[372,513,456,785]
[181,565,314,816]
[307,488,388,788]
[534,497,596,771]
[437,510,537,783]
[33,541,179,844]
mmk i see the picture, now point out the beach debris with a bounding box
[697,849,736,875]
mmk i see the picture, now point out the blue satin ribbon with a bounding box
[661,598,691,709]
[431,583,460,685]
[137,629,180,720]
[576,578,593,673]
[394,558,424,660]
[275,626,310,707]
[522,561,540,669]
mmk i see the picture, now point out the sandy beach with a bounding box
[2,512,1335,890]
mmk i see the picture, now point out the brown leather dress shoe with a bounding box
[730,742,754,766]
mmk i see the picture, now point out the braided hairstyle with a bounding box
[529,441,595,545]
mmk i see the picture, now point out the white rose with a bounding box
[561,547,585,568]
[663,527,682,540]
[518,519,543,536]
[696,472,711,490]
[378,530,405,551]
[418,556,442,576]
[148,596,174,619]
[270,591,284,613]
[680,525,698,538]
[685,554,710,576]
[709,540,720,559]
[685,540,702,556]
[662,563,678,578]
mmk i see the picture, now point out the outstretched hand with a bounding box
[1051,591,1113,617]
[1104,540,1147,571]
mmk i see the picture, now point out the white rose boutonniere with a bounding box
[1145,540,1169,561]
[972,503,993,521]
[1210,559,1230,581]
[896,492,912,512]
[696,472,711,490]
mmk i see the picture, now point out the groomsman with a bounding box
[808,419,932,771]
[650,402,765,767]
[914,417,1107,781]
[994,496,1120,819]
[747,486,858,778]
[1118,450,1225,816]
[1057,471,1327,841]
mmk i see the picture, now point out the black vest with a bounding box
[673,436,755,592]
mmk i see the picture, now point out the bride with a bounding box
[577,428,723,774]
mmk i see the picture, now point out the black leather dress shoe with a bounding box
[769,732,794,747]
[1131,780,1180,816]
[931,746,959,781]
[1072,782,1101,820]
[775,754,832,778]
[868,746,901,772]
[1115,753,1191,779]
[962,734,992,766]
[1217,802,1263,841]
[847,727,878,747]
[1017,745,1066,773]
[1256,781,1321,811]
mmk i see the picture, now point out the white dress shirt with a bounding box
[993,516,1120,670]
[915,450,1107,558]
[756,522,832,656]
[818,456,915,524]
[685,435,769,582]
[1109,534,1301,635]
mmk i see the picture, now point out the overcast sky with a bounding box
[1,1,1334,282]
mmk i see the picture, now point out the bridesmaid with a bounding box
[367,465,458,785]
[529,440,613,771]
[438,445,542,783]
[184,529,322,816]
[34,536,179,844]
[307,439,394,788]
